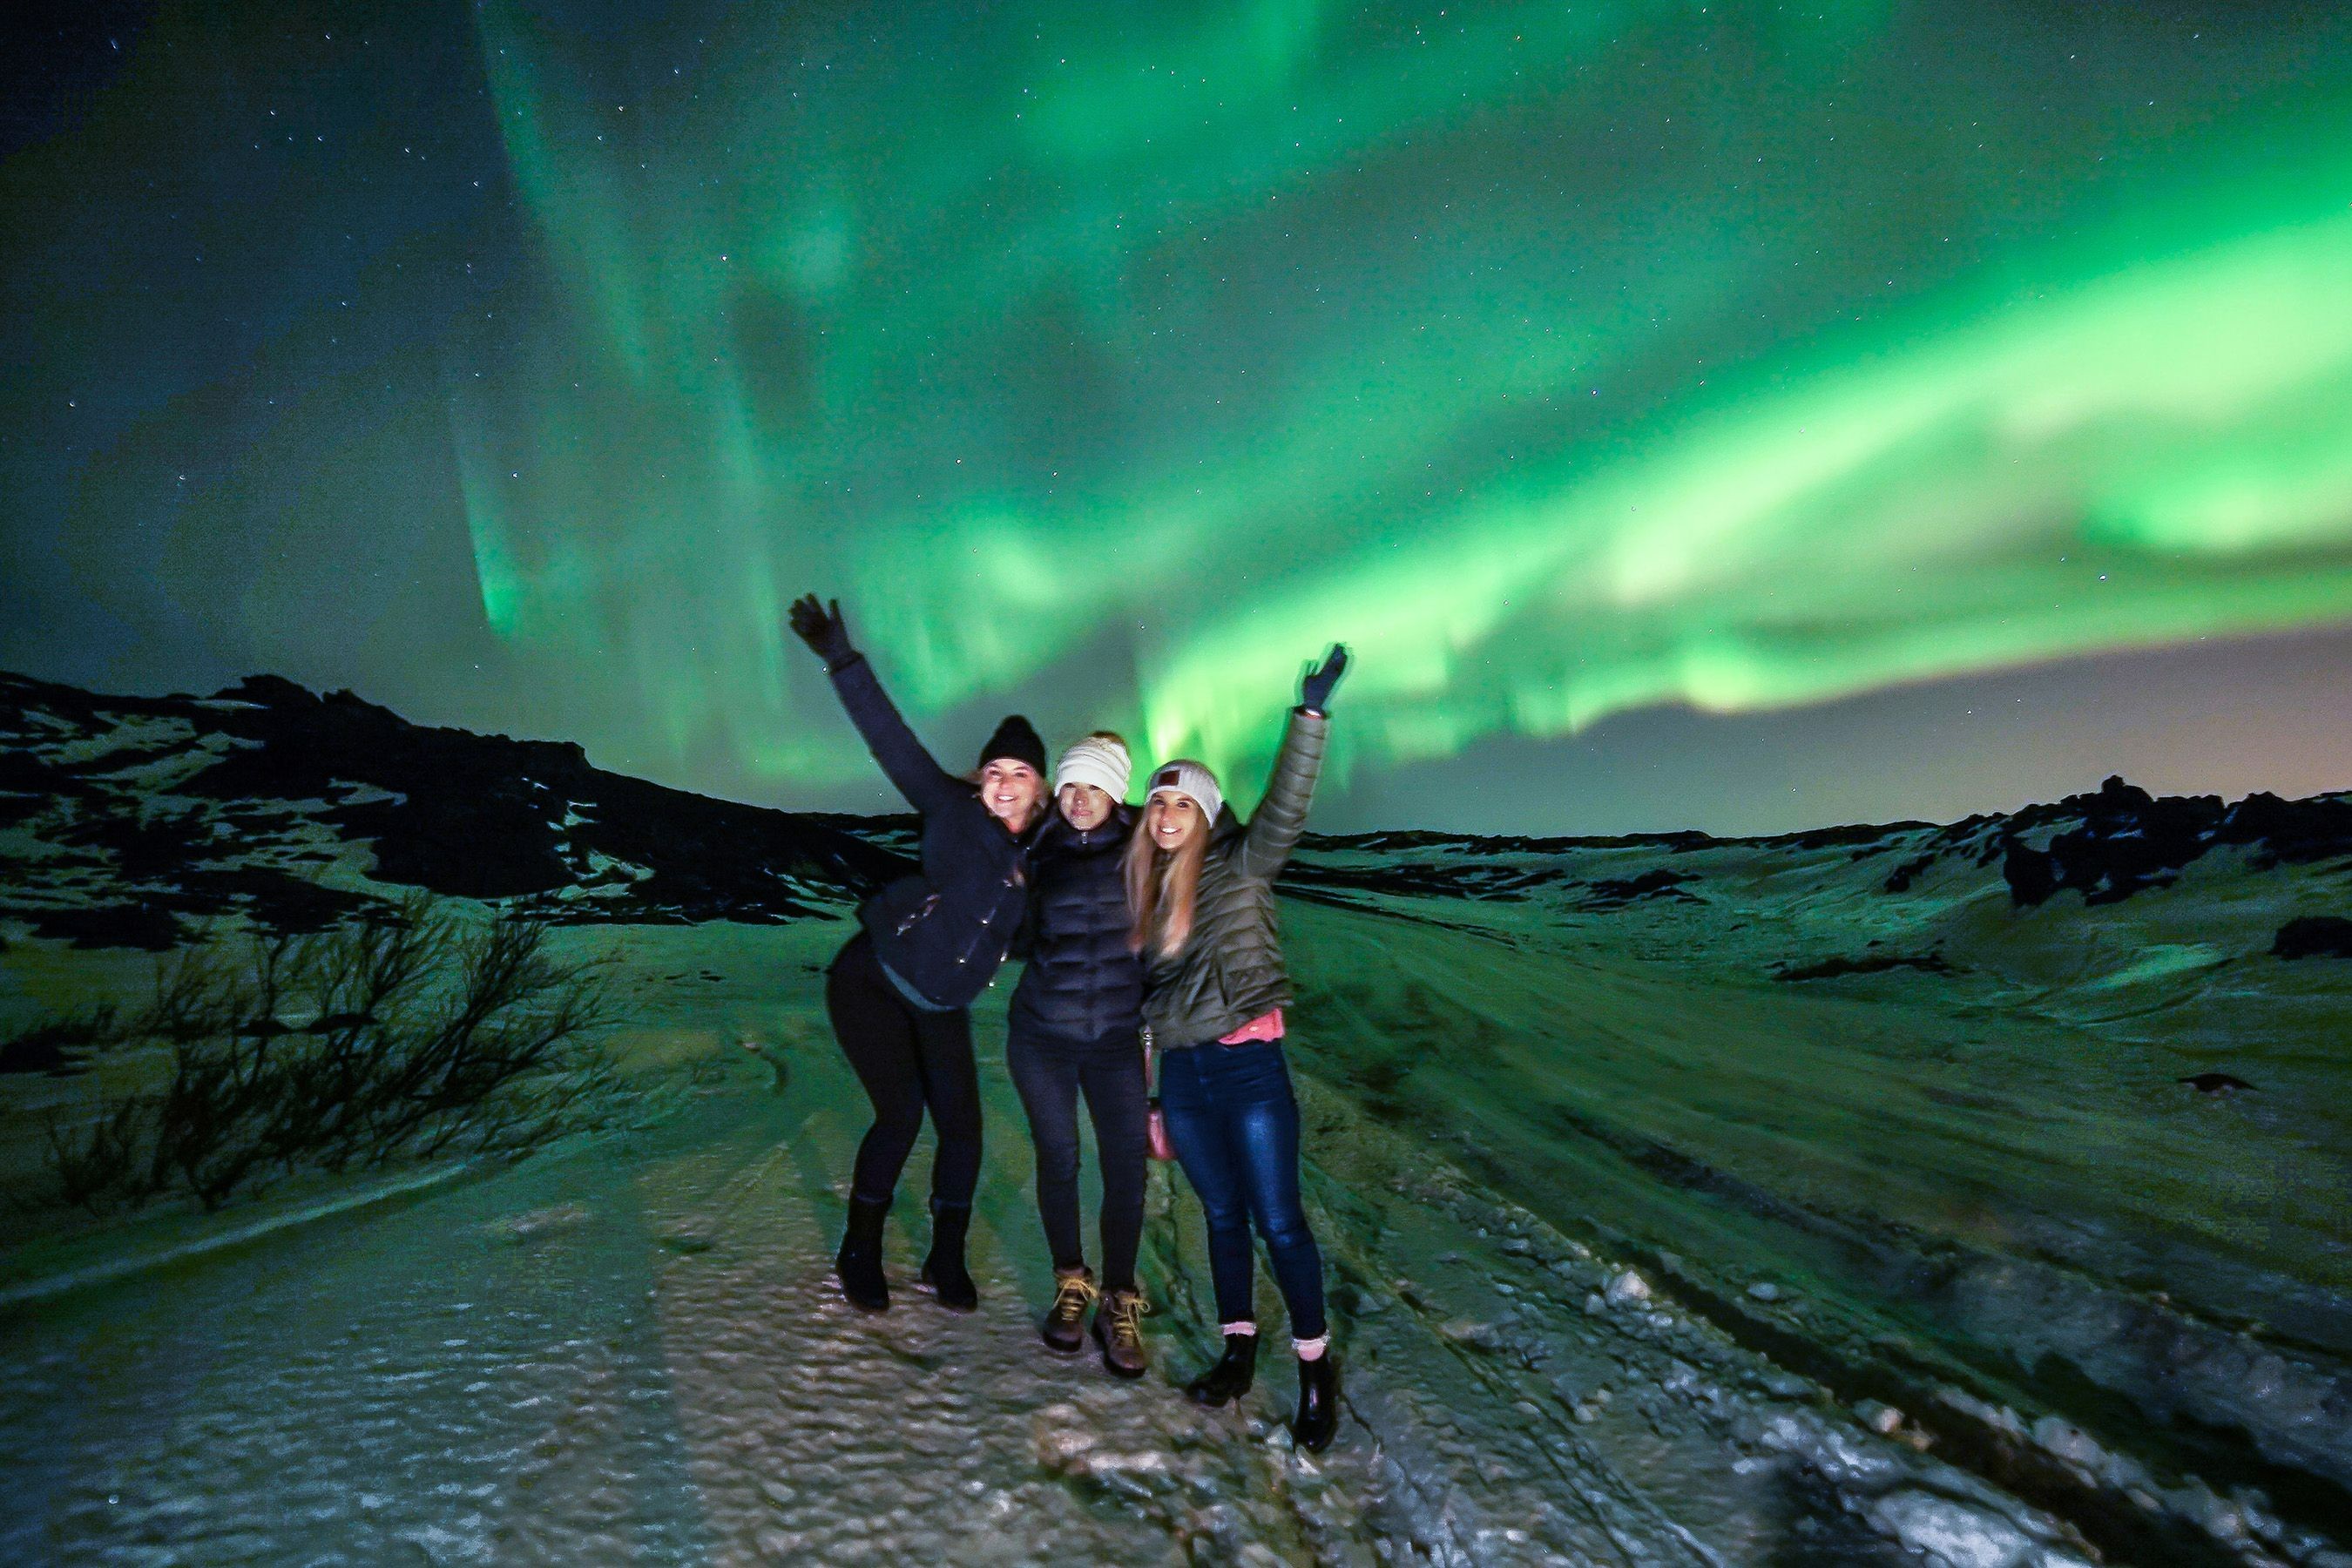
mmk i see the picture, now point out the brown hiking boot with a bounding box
[1041,1267,1096,1354]
[1092,1288,1152,1380]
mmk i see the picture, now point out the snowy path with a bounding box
[0,923,2119,1564]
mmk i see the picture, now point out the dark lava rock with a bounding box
[0,1018,105,1075]
[2001,841,2064,906]
[25,903,188,950]
[2273,916,2352,960]
[2001,776,2213,907]
[1781,821,1928,852]
[1876,814,2002,893]
[1998,775,2352,909]
[1580,869,1698,909]
[2178,1072,2254,1095]
[1882,852,1939,893]
[2219,792,2352,866]
[1773,952,1951,982]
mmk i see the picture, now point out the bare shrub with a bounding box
[41,1096,148,1214]
[37,895,617,1214]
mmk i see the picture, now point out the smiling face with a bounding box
[1058,781,1113,831]
[1146,790,1201,852]
[979,759,1044,828]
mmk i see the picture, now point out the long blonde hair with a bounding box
[1125,799,1210,957]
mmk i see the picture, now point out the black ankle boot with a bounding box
[1293,1353,1339,1452]
[919,1199,978,1311]
[835,1195,890,1313]
[1184,1332,1258,1407]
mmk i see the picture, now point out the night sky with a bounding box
[7,2,2352,834]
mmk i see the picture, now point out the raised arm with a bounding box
[1235,643,1348,882]
[790,594,961,814]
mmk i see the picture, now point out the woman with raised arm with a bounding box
[1128,643,1350,1452]
[788,593,1048,1316]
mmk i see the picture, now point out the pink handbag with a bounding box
[1143,1028,1176,1161]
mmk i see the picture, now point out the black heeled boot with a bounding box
[1184,1332,1258,1407]
[919,1199,979,1311]
[835,1195,890,1314]
[1293,1353,1340,1452]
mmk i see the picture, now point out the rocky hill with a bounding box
[1286,775,2352,946]
[8,667,2350,961]
[0,671,910,950]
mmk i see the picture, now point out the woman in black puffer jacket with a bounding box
[1006,733,1152,1378]
[789,595,1047,1316]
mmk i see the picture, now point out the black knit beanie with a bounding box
[977,714,1047,774]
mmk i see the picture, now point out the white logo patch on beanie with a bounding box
[1052,734,1132,800]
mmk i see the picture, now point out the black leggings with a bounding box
[824,933,982,1209]
[1004,1025,1149,1292]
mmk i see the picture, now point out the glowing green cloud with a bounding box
[1145,207,2352,779]
[464,1,2352,801]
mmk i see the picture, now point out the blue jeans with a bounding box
[1157,1041,1327,1342]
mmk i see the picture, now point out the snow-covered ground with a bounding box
[3,672,2346,1562]
[7,889,2340,1565]
[1267,860,2352,1567]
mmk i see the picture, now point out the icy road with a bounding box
[1,897,2332,1566]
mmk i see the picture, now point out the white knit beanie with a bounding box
[1145,759,1223,826]
[1052,733,1132,800]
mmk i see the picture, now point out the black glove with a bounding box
[1300,642,1348,713]
[787,594,857,671]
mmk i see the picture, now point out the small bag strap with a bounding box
[1140,1024,1157,1092]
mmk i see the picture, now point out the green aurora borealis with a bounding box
[8,3,2352,828]
[463,2,2352,798]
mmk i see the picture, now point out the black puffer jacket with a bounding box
[828,655,1035,1010]
[1142,708,1327,1048]
[1010,804,1142,1047]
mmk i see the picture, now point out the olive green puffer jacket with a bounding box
[1141,707,1328,1048]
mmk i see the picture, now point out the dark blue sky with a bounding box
[7,2,2350,834]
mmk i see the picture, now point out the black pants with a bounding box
[824,933,982,1209]
[1004,1024,1149,1292]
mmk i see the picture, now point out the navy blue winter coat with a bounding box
[1009,803,1143,1048]
[828,656,1035,1010]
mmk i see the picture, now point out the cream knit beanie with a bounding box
[1052,733,1132,800]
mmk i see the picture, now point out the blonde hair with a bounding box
[1125,789,1211,956]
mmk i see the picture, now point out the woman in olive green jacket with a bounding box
[1127,644,1348,1452]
